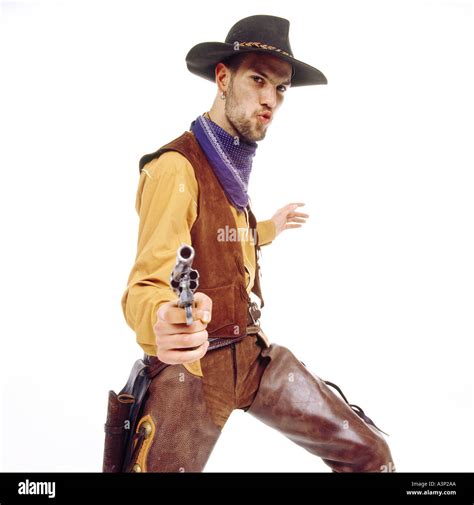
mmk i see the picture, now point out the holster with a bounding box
[102,357,169,472]
[102,307,262,473]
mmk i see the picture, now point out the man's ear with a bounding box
[215,62,230,93]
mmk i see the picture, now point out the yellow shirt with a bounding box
[121,149,276,361]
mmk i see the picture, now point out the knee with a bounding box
[358,435,395,472]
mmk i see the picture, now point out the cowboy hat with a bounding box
[185,14,327,87]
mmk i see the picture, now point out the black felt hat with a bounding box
[185,15,327,87]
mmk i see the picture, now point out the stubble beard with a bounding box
[224,77,267,143]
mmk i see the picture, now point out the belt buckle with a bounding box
[248,302,261,328]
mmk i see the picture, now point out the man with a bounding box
[120,14,395,473]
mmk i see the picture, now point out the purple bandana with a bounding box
[190,113,258,212]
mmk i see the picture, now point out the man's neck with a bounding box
[205,110,239,138]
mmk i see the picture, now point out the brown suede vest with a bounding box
[138,130,265,338]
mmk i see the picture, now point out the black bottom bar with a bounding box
[0,472,473,505]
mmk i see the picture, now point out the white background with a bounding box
[0,0,473,472]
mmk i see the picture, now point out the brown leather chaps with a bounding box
[127,333,395,473]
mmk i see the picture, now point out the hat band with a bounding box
[237,41,293,58]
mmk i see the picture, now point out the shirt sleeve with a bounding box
[256,219,277,246]
[120,151,198,356]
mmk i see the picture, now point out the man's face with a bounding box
[224,53,292,142]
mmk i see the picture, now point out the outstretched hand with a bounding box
[271,202,309,237]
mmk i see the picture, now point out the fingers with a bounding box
[287,202,305,207]
[282,202,306,211]
[154,317,207,336]
[159,329,209,351]
[162,340,210,365]
[193,292,213,323]
[157,292,212,325]
[288,211,309,219]
[280,203,310,221]
[154,293,213,365]
[158,306,210,325]
[287,208,309,225]
[284,224,303,229]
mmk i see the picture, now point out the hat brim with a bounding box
[186,42,327,87]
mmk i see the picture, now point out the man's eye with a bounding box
[252,75,264,83]
[278,85,287,93]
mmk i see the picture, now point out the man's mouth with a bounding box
[257,112,272,125]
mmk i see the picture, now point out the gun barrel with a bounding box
[177,244,195,264]
[170,244,199,325]
[171,245,195,282]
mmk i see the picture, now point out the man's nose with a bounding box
[260,87,277,109]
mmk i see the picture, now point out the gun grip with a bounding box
[184,305,193,325]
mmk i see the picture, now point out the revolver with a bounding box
[170,244,200,325]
